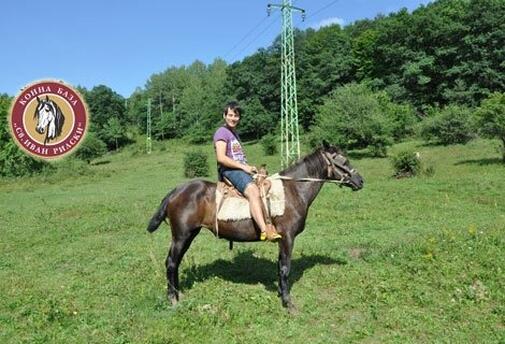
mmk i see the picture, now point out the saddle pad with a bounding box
[216,175,285,221]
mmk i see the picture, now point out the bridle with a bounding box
[320,151,356,183]
[254,150,356,185]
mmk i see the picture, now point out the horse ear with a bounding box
[45,95,49,101]
[37,96,41,103]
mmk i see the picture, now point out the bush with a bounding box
[391,150,422,178]
[311,83,396,157]
[391,150,435,178]
[474,92,505,162]
[74,132,107,163]
[419,105,475,145]
[0,142,50,177]
[261,134,277,155]
[184,151,209,178]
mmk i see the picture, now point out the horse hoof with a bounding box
[170,297,178,306]
[286,302,298,315]
[168,293,179,306]
[282,298,297,313]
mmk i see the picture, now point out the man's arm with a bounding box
[215,141,256,174]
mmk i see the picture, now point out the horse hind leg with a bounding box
[166,227,201,305]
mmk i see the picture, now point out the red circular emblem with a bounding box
[9,80,89,160]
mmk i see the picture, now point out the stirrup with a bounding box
[267,232,282,241]
[264,224,282,242]
[260,231,282,241]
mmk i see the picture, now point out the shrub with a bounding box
[474,92,505,162]
[184,151,209,178]
[0,95,49,177]
[0,142,49,177]
[261,134,277,155]
[419,105,475,145]
[391,150,422,178]
[74,132,107,163]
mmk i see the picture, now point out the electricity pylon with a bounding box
[268,0,305,168]
[147,98,152,154]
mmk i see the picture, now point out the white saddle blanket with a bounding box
[216,175,285,221]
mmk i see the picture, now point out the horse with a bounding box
[146,141,364,310]
[34,95,65,145]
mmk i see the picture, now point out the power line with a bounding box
[305,0,340,21]
[293,0,342,27]
[229,13,281,62]
[223,15,270,59]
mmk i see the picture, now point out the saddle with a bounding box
[215,165,275,237]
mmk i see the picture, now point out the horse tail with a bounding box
[146,190,173,233]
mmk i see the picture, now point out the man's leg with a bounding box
[244,183,281,241]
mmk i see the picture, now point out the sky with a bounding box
[0,0,432,98]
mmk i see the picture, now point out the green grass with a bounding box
[1,139,504,343]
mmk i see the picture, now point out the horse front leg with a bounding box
[166,228,200,305]
[278,235,295,310]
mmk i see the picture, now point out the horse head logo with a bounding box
[34,95,65,145]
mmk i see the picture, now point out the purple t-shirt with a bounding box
[213,126,247,164]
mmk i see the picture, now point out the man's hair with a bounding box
[223,101,242,116]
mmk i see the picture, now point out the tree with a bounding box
[475,92,505,161]
[239,98,275,140]
[102,117,124,150]
[85,85,128,149]
[311,83,395,157]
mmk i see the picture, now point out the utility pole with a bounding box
[147,98,152,154]
[268,0,305,168]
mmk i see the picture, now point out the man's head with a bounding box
[223,101,242,129]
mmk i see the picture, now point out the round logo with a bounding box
[9,80,88,160]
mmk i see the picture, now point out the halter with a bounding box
[320,151,356,182]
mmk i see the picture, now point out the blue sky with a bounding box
[0,0,432,97]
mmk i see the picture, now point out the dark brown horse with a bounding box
[147,141,364,309]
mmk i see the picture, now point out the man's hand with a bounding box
[243,165,257,175]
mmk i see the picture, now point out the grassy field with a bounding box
[1,138,504,343]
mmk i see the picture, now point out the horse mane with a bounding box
[279,148,325,177]
[53,101,65,137]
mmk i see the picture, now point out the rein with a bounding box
[254,152,351,185]
[265,174,345,184]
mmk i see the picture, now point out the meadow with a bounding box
[0,139,504,343]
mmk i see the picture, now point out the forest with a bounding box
[1,0,504,176]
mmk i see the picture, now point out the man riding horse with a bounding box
[213,101,281,242]
[147,101,364,309]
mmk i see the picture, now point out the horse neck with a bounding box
[281,151,327,208]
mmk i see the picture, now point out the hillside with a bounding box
[1,139,504,343]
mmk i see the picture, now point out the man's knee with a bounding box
[244,183,259,199]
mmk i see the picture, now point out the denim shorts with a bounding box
[220,168,254,195]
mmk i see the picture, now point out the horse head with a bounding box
[34,95,65,144]
[321,140,364,191]
[34,95,56,135]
